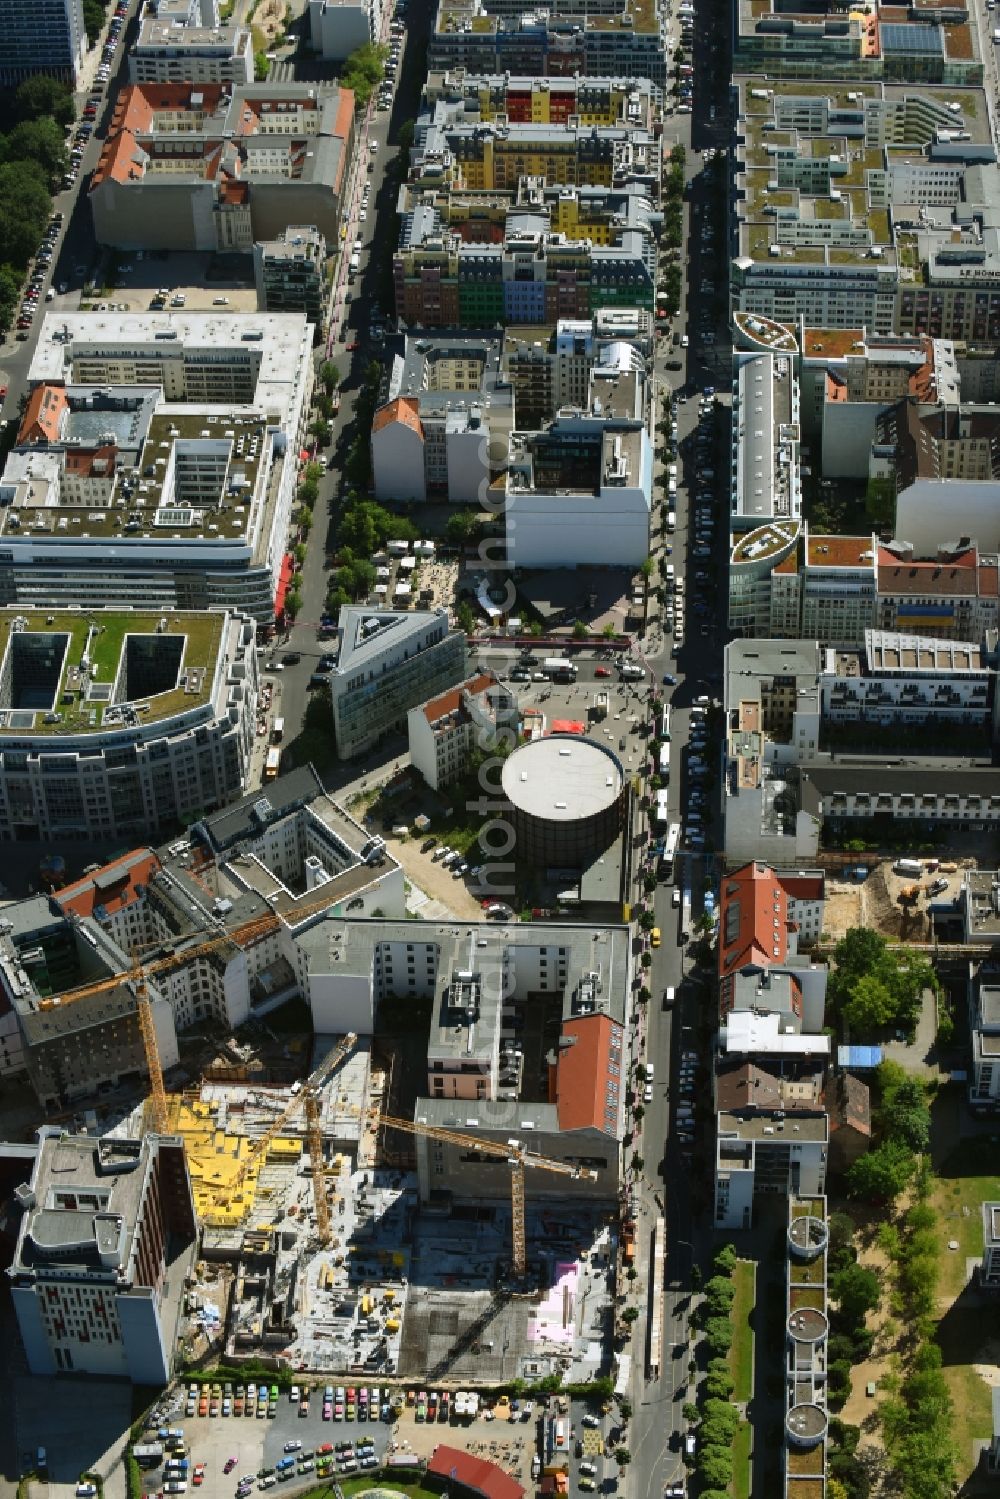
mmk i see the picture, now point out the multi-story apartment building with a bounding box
[783,1199,830,1498]
[504,312,653,426]
[982,1201,1000,1287]
[422,69,659,128]
[729,524,878,643]
[0,608,257,843]
[965,962,1000,1112]
[371,333,511,503]
[253,225,328,323]
[730,82,997,332]
[723,635,1000,863]
[504,395,652,568]
[0,768,405,1107]
[90,83,355,253]
[412,99,661,195]
[733,0,982,83]
[717,861,828,1030]
[820,629,994,736]
[8,1129,197,1383]
[0,895,179,1109]
[308,0,379,58]
[407,670,518,789]
[330,608,468,759]
[0,313,314,624]
[307,914,629,1200]
[0,0,86,87]
[128,19,254,83]
[394,182,658,326]
[730,348,801,532]
[877,541,1000,639]
[427,0,667,88]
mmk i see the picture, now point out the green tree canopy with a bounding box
[847,1139,915,1204]
[696,1450,733,1490]
[830,1262,880,1324]
[14,75,75,127]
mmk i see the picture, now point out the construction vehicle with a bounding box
[378,1112,598,1275]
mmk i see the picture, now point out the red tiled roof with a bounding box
[18,385,68,445]
[554,1013,624,1135]
[780,875,824,901]
[718,862,790,1018]
[428,1447,525,1499]
[54,850,160,921]
[372,396,423,439]
[422,671,496,725]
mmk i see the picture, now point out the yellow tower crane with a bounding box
[379,1112,598,1276]
[198,1031,357,1230]
[47,883,362,1140]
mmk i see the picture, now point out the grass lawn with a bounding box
[730,1420,751,1499]
[931,1132,998,1478]
[303,1479,437,1499]
[728,1259,755,1404]
[932,1134,998,1300]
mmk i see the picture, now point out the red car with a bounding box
[345,340,359,351]
[223,1459,238,1475]
[594,666,611,677]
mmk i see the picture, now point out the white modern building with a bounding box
[0,0,86,86]
[308,0,378,58]
[407,670,517,790]
[330,608,468,760]
[371,335,510,505]
[297,914,630,1202]
[895,478,1000,556]
[2,313,314,624]
[821,630,994,732]
[731,348,802,532]
[967,967,1000,1113]
[0,608,258,843]
[505,409,652,570]
[128,18,254,83]
[8,1129,197,1384]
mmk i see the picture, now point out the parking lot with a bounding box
[138,1388,395,1499]
[135,1390,617,1499]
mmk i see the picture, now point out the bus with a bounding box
[658,743,670,781]
[659,704,671,741]
[543,657,577,681]
[662,821,681,880]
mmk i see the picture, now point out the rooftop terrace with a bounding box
[0,608,224,736]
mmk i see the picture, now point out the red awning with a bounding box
[274,554,295,615]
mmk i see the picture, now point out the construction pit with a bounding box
[121,1036,618,1383]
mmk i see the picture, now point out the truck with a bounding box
[654,788,670,829]
[265,747,281,780]
[348,251,361,279]
[542,656,577,679]
[892,858,924,878]
[134,1446,164,1468]
[271,717,284,743]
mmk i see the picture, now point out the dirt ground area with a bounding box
[390,1404,538,1492]
[253,0,288,43]
[840,1240,895,1433]
[384,834,487,920]
[821,859,976,943]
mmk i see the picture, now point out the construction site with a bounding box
[96,1023,621,1383]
